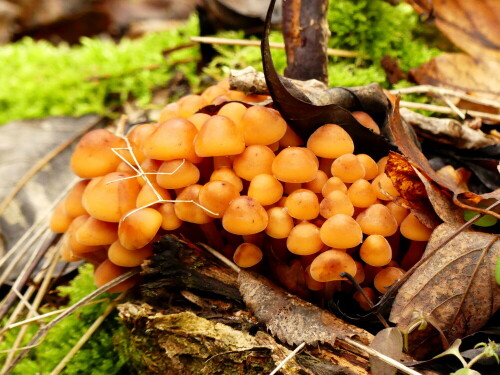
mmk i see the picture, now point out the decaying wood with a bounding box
[400,108,497,149]
[118,235,375,375]
[230,66,387,108]
[282,0,330,84]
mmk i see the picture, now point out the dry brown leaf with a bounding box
[389,223,500,356]
[411,54,500,103]
[369,327,403,375]
[388,100,498,218]
[410,0,500,103]
[385,151,441,228]
[238,270,373,347]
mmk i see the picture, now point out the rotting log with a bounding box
[118,235,373,375]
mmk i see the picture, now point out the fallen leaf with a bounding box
[411,54,500,103]
[238,270,373,346]
[385,151,441,227]
[389,223,500,357]
[370,327,403,375]
[388,100,499,219]
[410,0,500,103]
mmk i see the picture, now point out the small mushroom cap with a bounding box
[118,207,162,250]
[195,115,245,157]
[70,129,125,178]
[320,214,363,249]
[272,147,319,183]
[222,196,268,235]
[307,124,354,158]
[309,249,357,282]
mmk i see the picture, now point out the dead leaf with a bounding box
[385,151,441,227]
[369,327,403,375]
[410,0,500,103]
[389,99,465,193]
[411,54,500,103]
[238,270,373,346]
[389,223,500,356]
[261,0,394,159]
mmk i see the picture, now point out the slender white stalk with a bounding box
[269,342,305,375]
[345,337,423,375]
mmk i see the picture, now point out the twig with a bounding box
[269,342,306,375]
[340,272,390,328]
[190,36,360,58]
[2,245,60,368]
[0,117,102,216]
[441,96,465,120]
[390,85,500,110]
[399,101,500,123]
[0,299,109,335]
[0,228,55,320]
[344,337,423,375]
[48,292,126,375]
[0,269,139,375]
[199,243,240,273]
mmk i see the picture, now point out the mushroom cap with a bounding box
[222,196,268,235]
[309,249,357,282]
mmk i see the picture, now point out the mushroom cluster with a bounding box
[50,79,431,307]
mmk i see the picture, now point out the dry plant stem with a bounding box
[48,292,126,375]
[190,36,360,58]
[0,228,55,320]
[0,244,60,339]
[390,85,500,110]
[452,196,500,221]
[399,101,500,123]
[0,117,102,216]
[344,337,423,375]
[268,341,306,375]
[199,243,241,273]
[0,178,78,274]
[0,299,109,335]
[2,247,60,369]
[340,272,390,328]
[0,269,139,375]
[441,96,465,119]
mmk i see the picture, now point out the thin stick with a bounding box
[0,229,55,320]
[0,299,109,335]
[269,342,305,375]
[399,101,500,122]
[2,244,62,333]
[48,293,126,375]
[344,337,423,375]
[441,96,465,120]
[0,117,102,216]
[199,244,240,273]
[390,85,500,110]
[0,269,139,375]
[2,244,60,368]
[190,36,360,58]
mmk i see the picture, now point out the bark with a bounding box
[118,235,373,375]
[282,0,330,84]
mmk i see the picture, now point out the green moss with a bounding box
[327,0,441,86]
[0,264,126,375]
[0,16,200,125]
